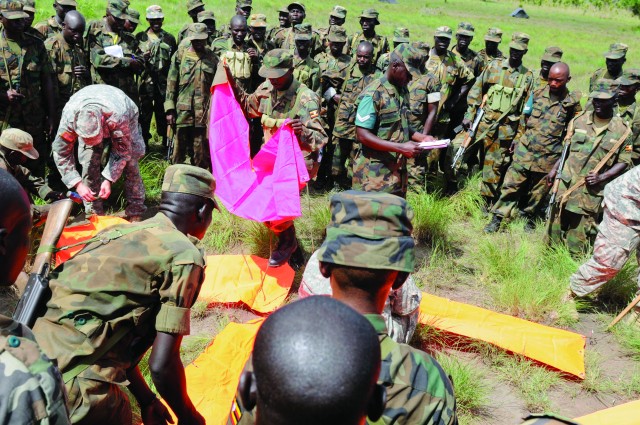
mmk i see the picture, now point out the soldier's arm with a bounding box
[296,90,327,152]
[513,75,535,142]
[102,129,132,183]
[14,164,53,199]
[235,80,266,119]
[164,49,180,122]
[464,66,487,122]
[89,34,137,71]
[52,127,82,188]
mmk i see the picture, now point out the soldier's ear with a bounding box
[0,229,7,255]
[366,384,386,421]
[238,371,258,410]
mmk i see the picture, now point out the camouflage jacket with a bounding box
[314,51,351,98]
[292,55,321,94]
[408,72,442,132]
[45,32,90,118]
[465,58,534,142]
[53,84,145,188]
[272,26,323,57]
[514,85,582,172]
[615,99,640,164]
[35,16,63,41]
[376,52,390,72]
[136,28,177,88]
[0,148,53,199]
[32,213,205,387]
[425,49,474,111]
[589,68,622,93]
[211,36,257,93]
[533,72,548,91]
[602,163,640,223]
[164,44,218,128]
[0,315,70,425]
[332,62,380,139]
[451,45,483,78]
[316,25,347,54]
[477,48,503,71]
[365,314,458,425]
[346,31,389,63]
[558,111,633,215]
[0,32,53,131]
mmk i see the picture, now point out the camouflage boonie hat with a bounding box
[604,42,628,60]
[75,107,103,144]
[317,191,415,273]
[145,4,163,19]
[327,25,347,43]
[589,78,619,99]
[57,0,77,6]
[162,164,216,203]
[0,0,28,19]
[259,49,293,78]
[294,23,312,41]
[484,27,502,42]
[287,1,305,11]
[509,32,529,50]
[456,22,475,36]
[106,0,128,18]
[541,46,562,63]
[20,0,35,13]
[434,26,453,39]
[0,128,38,160]
[197,10,215,23]
[392,43,422,78]
[329,5,347,19]
[393,27,410,44]
[359,8,379,25]
[186,0,204,12]
[126,8,140,23]
[249,13,266,27]
[187,22,209,40]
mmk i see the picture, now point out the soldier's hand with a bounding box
[98,179,112,199]
[586,171,601,186]
[546,169,557,186]
[5,88,24,104]
[398,141,422,158]
[141,397,174,425]
[247,48,258,60]
[166,112,176,126]
[289,118,304,135]
[509,140,516,154]
[462,118,472,130]
[75,181,97,201]
[73,65,88,78]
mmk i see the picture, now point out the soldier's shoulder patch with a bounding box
[60,131,76,142]
[625,144,632,152]
[310,110,319,119]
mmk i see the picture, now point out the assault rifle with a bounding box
[545,139,571,221]
[167,123,176,162]
[452,95,487,171]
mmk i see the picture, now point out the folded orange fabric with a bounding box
[419,293,586,379]
[55,216,129,265]
[576,399,640,424]
[200,255,294,314]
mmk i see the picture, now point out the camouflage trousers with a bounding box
[173,126,210,170]
[547,208,598,257]
[139,77,168,147]
[352,149,407,198]
[481,137,513,202]
[406,153,429,190]
[492,162,550,219]
[331,137,357,189]
[66,377,132,425]
[570,207,640,297]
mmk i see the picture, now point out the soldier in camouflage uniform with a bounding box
[124,7,139,33]
[228,48,327,267]
[272,2,322,57]
[219,0,253,38]
[589,42,627,93]
[136,5,177,148]
[35,0,76,40]
[463,33,534,206]
[176,0,204,46]
[291,23,321,93]
[477,27,503,70]
[0,0,56,178]
[20,0,44,41]
[248,13,274,70]
[346,8,389,63]
[33,164,216,425]
[451,22,483,78]
[316,5,347,54]
[485,62,581,233]
[332,40,379,189]
[52,84,146,219]
[376,27,410,72]
[267,6,290,45]
[165,23,218,169]
[353,45,435,197]
[615,70,640,164]
[547,79,633,256]
[0,169,70,425]
[197,11,222,44]
[534,46,563,91]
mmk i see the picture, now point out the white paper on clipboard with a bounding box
[104,45,124,58]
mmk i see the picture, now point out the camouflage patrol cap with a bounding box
[75,107,103,144]
[392,43,422,78]
[456,22,475,37]
[293,23,312,41]
[412,40,430,57]
[625,68,640,84]
[249,13,266,27]
[187,22,209,40]
[589,78,619,99]
[146,5,163,19]
[484,27,502,42]
[278,6,288,14]
[604,42,628,59]
[615,75,635,86]
[287,2,305,12]
[359,8,379,25]
[186,0,204,12]
[56,0,77,6]
[434,26,453,39]
[0,128,39,160]
[197,10,215,23]
[392,27,410,44]
[509,32,530,51]
[106,0,127,18]
[259,49,293,78]
[317,191,415,273]
[126,8,140,23]
[0,0,28,19]
[162,164,216,202]
[20,0,35,13]
[541,46,563,63]
[327,25,347,43]
[329,5,347,19]
[236,0,252,9]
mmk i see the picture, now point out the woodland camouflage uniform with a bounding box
[346,9,389,63]
[316,5,347,53]
[615,70,640,164]
[375,27,410,72]
[588,42,627,93]
[477,27,503,71]
[35,13,65,41]
[211,34,258,93]
[176,0,204,45]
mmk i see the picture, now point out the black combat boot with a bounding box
[269,225,299,267]
[483,214,502,233]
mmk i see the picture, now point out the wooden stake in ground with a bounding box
[608,293,640,329]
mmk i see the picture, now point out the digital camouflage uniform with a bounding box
[52,84,146,217]
[164,24,218,169]
[464,35,534,202]
[588,42,627,93]
[0,315,70,425]
[492,85,581,220]
[33,210,206,424]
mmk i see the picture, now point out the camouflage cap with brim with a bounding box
[616,75,636,86]
[75,107,103,144]
[329,5,346,19]
[20,0,35,13]
[484,27,502,42]
[162,164,217,203]
[589,78,619,99]
[327,25,347,43]
[0,128,39,160]
[236,0,252,9]
[56,0,77,6]
[456,22,475,36]
[278,6,289,14]
[509,32,530,51]
[259,49,293,78]
[393,27,410,43]
[434,26,453,39]
[392,43,422,78]
[625,68,640,83]
[107,0,127,18]
[541,46,563,63]
[317,191,415,273]
[146,4,163,19]
[126,8,140,23]
[287,1,305,11]
[187,22,209,40]
[197,10,215,23]
[0,0,28,19]
[359,8,379,24]
[293,23,312,41]
[604,42,628,59]
[249,13,266,27]
[186,0,204,12]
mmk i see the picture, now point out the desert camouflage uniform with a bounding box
[465,57,534,200]
[547,111,633,255]
[33,212,205,424]
[35,16,63,40]
[332,62,379,187]
[211,36,258,93]
[164,41,218,168]
[346,31,389,64]
[0,315,70,425]
[52,84,146,217]
[492,85,581,219]
[44,32,90,120]
[353,76,412,197]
